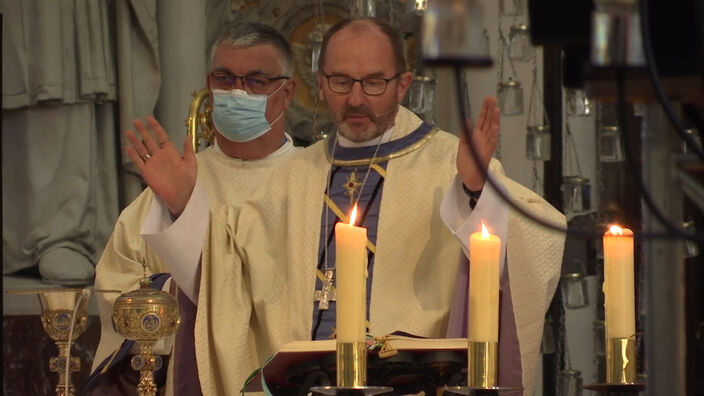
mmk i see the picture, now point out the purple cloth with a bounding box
[446,255,523,391]
[173,287,202,395]
[446,256,470,338]
[311,122,435,340]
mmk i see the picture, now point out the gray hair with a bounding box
[210,22,293,76]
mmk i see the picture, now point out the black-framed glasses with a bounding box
[208,71,289,94]
[323,73,401,96]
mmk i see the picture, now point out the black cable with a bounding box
[639,0,704,162]
[312,307,324,340]
[451,65,704,243]
[316,166,343,271]
[313,166,342,340]
[357,174,384,226]
[615,67,704,243]
[453,65,589,238]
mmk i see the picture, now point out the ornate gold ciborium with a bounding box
[112,274,180,396]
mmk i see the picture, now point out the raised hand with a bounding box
[456,95,500,191]
[125,116,197,216]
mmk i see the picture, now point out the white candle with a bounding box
[603,225,636,339]
[468,222,501,343]
[335,204,368,343]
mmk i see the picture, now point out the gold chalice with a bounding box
[112,274,180,396]
[4,288,91,396]
[41,289,91,396]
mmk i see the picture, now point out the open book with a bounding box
[244,335,468,393]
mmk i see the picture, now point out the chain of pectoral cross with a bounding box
[314,136,383,311]
[317,136,339,311]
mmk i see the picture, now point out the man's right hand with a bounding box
[125,115,197,217]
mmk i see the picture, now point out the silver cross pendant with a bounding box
[314,270,336,310]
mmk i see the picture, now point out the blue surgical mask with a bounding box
[211,83,286,143]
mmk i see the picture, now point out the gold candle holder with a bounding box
[606,337,636,384]
[336,342,367,387]
[312,341,391,395]
[468,341,498,388]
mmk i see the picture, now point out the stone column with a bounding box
[642,102,686,395]
[155,0,207,151]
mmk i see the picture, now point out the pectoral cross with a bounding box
[314,270,336,310]
[342,169,363,203]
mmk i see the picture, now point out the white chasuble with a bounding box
[195,107,566,395]
[91,141,296,392]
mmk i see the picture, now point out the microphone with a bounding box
[372,107,398,118]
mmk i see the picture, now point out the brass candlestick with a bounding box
[443,340,521,395]
[468,341,498,388]
[310,341,392,395]
[606,337,637,384]
[112,272,180,396]
[583,336,643,393]
[38,289,89,396]
[336,342,367,387]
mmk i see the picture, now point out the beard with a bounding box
[336,104,398,143]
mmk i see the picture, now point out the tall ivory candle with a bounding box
[335,204,368,343]
[468,222,501,343]
[603,225,635,339]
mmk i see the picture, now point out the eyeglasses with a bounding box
[323,73,401,96]
[208,71,289,94]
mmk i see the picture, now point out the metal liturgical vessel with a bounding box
[112,263,181,396]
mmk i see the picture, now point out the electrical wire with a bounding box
[451,65,704,243]
[64,288,91,395]
[615,67,704,243]
[639,0,704,162]
[454,65,588,238]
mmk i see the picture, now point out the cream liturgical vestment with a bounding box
[88,137,296,394]
[189,107,566,395]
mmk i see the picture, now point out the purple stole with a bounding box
[311,123,435,340]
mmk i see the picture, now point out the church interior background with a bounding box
[2,0,703,394]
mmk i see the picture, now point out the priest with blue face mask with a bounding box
[86,22,298,395]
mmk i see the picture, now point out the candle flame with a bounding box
[481,221,489,238]
[349,204,358,226]
[608,225,623,236]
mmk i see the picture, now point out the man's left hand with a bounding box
[456,95,500,191]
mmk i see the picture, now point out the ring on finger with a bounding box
[158,137,170,147]
[143,153,152,161]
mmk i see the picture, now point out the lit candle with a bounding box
[603,225,636,339]
[335,204,368,343]
[468,221,501,343]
